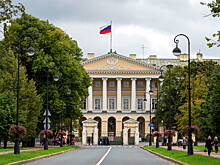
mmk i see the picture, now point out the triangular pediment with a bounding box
[82,53,159,73]
[123,118,139,124]
[82,118,98,124]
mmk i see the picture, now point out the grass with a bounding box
[144,146,220,165]
[0,145,79,165]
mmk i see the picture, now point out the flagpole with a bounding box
[110,20,112,53]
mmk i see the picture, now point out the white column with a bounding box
[123,127,128,145]
[88,86,93,110]
[135,127,139,145]
[116,78,122,110]
[131,78,137,110]
[145,78,151,111]
[94,127,98,145]
[82,127,86,145]
[102,78,108,110]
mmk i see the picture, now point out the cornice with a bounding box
[86,70,161,74]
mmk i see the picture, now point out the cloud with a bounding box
[19,0,220,59]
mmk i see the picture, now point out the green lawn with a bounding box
[144,146,220,165]
[0,145,79,165]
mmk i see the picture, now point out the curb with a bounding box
[7,147,81,165]
[140,147,188,165]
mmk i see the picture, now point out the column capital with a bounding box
[116,77,122,81]
[102,77,108,81]
[145,78,151,81]
[131,78,137,81]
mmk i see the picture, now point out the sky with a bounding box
[16,0,219,59]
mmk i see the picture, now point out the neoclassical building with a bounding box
[76,52,163,145]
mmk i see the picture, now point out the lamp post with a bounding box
[44,66,59,150]
[15,33,35,155]
[173,34,193,155]
[162,102,166,146]
[70,119,73,145]
[144,89,153,146]
[167,64,173,151]
[155,66,165,148]
[60,82,71,147]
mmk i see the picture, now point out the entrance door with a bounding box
[128,129,134,145]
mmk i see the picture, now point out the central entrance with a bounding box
[108,117,116,141]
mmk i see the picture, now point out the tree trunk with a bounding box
[0,137,1,149]
[4,137,7,149]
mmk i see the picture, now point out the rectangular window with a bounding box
[109,81,115,88]
[151,81,158,88]
[152,98,157,110]
[82,99,86,109]
[137,98,144,110]
[95,98,101,110]
[109,98,115,110]
[123,81,129,88]
[95,81,101,88]
[123,98,129,110]
[137,81,144,88]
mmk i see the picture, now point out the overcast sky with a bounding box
[17,0,219,59]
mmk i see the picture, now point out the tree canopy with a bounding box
[2,13,92,135]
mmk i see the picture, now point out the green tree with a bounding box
[3,14,92,134]
[199,66,220,139]
[201,0,220,47]
[0,47,42,147]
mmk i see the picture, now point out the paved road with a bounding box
[28,146,173,165]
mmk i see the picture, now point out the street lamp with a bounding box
[60,82,71,147]
[162,102,166,146]
[144,89,153,146]
[173,34,193,155]
[167,64,173,151]
[156,66,165,148]
[15,33,35,155]
[44,65,59,150]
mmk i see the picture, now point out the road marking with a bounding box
[96,147,112,165]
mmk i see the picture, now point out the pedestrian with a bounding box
[182,137,187,149]
[72,137,75,145]
[163,137,167,146]
[40,138,43,146]
[205,135,213,156]
[88,137,91,145]
[107,137,110,146]
[103,137,106,145]
[213,136,219,153]
[67,138,69,145]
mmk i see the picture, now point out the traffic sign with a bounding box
[43,110,51,116]
[44,123,50,129]
[148,123,154,127]
[43,117,51,123]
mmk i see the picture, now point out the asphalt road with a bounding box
[27,146,173,165]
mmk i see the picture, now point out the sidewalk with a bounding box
[161,146,220,158]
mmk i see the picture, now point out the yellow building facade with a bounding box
[77,53,163,145]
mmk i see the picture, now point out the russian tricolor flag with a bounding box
[100,24,111,34]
